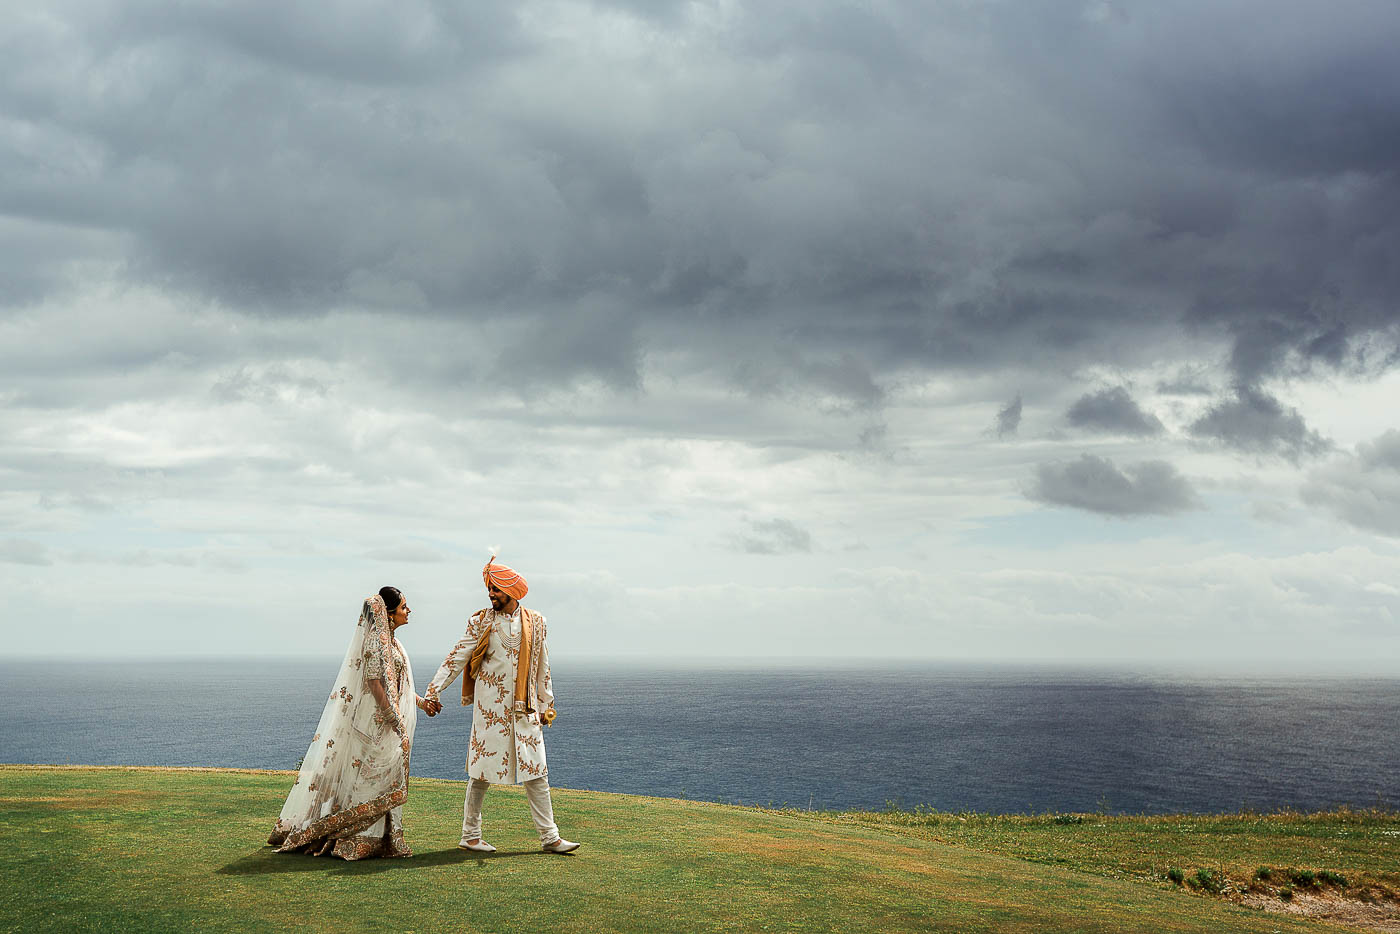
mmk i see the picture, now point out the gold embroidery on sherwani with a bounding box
[425,606,552,785]
[480,707,511,732]
[478,668,508,706]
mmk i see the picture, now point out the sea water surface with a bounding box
[1,659,1396,814]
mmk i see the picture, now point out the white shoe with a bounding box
[458,839,496,853]
[542,838,580,854]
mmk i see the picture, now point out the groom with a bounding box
[423,556,580,854]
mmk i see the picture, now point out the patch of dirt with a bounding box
[705,828,854,857]
[1234,889,1400,932]
[2,790,159,809]
[0,764,294,775]
[708,830,970,890]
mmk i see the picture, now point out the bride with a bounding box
[268,587,434,859]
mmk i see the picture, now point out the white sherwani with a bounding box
[426,607,553,785]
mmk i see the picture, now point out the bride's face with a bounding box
[391,599,410,628]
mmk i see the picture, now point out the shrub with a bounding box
[1254,866,1272,881]
[1289,869,1317,888]
[1318,870,1348,887]
[1053,814,1083,825]
[1278,886,1294,900]
[1166,867,1185,884]
[1192,869,1225,894]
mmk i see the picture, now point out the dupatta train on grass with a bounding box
[268,595,417,859]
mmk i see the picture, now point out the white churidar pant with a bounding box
[461,776,559,845]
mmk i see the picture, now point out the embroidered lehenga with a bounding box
[268,595,417,859]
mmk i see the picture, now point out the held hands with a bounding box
[419,694,443,717]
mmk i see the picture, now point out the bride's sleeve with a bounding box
[361,598,390,682]
[362,639,386,681]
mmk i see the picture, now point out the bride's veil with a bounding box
[269,595,416,849]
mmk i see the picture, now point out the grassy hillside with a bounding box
[1,765,1395,933]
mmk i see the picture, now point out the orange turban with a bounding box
[483,556,528,601]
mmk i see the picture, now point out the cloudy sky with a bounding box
[5,0,1400,668]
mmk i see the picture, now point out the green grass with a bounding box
[798,805,1400,903]
[0,765,1394,933]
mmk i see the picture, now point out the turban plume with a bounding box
[483,556,528,601]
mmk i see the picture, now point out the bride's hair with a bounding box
[379,586,404,614]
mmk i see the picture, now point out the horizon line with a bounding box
[3,653,1397,677]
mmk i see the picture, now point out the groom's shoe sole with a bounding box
[542,840,581,854]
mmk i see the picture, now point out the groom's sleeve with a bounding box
[425,613,481,702]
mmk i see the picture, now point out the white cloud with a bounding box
[1302,430,1400,537]
[0,539,52,566]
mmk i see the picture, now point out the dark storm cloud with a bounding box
[4,0,1400,398]
[133,2,525,85]
[1189,385,1331,462]
[733,518,813,555]
[1065,387,1163,437]
[1157,368,1214,396]
[1030,454,1200,517]
[993,394,1022,438]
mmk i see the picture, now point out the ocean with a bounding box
[2,659,1396,814]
